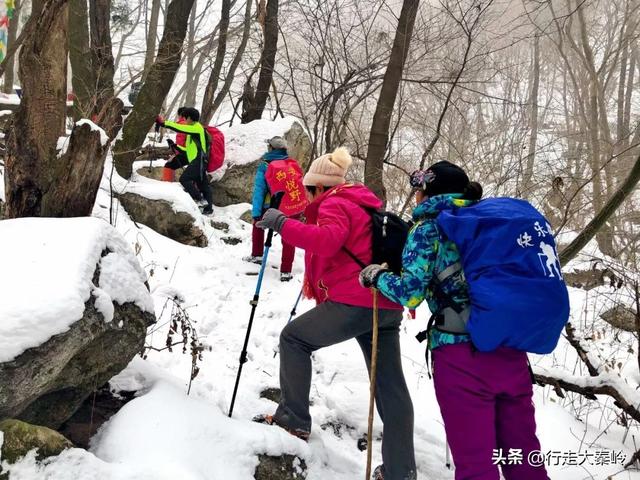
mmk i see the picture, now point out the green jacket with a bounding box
[163,120,208,163]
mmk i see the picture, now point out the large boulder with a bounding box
[117,191,208,247]
[0,218,155,429]
[0,419,73,464]
[600,306,637,332]
[212,120,312,206]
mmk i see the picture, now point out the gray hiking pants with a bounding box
[275,301,417,480]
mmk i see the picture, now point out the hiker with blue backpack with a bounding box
[243,136,307,282]
[254,147,417,480]
[360,161,570,480]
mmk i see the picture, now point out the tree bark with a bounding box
[521,34,540,197]
[183,0,198,106]
[4,0,115,218]
[89,0,115,116]
[200,0,230,124]
[69,0,94,119]
[3,0,21,94]
[207,0,252,120]
[559,150,640,265]
[241,0,278,123]
[364,0,419,202]
[113,0,195,179]
[143,0,162,80]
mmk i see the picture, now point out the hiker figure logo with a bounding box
[538,241,562,279]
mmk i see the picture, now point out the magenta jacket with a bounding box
[280,183,402,311]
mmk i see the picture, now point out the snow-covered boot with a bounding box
[243,255,263,265]
[252,414,310,441]
[201,205,213,215]
[280,272,293,282]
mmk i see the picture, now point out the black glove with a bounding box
[256,208,287,233]
[359,264,389,289]
[167,138,177,151]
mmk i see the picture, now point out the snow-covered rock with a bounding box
[212,119,312,206]
[0,217,155,428]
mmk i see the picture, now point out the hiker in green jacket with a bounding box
[156,107,213,214]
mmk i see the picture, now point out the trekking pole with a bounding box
[287,289,303,324]
[365,287,380,480]
[273,289,304,358]
[445,440,451,469]
[228,192,284,418]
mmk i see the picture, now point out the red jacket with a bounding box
[176,118,187,147]
[280,184,401,311]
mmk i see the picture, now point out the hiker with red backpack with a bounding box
[360,161,570,480]
[254,147,417,480]
[156,107,214,215]
[243,136,307,282]
[162,107,189,182]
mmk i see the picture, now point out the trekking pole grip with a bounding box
[265,192,285,247]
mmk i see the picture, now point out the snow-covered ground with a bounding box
[2,162,640,480]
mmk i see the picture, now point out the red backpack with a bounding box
[265,158,308,217]
[206,126,225,173]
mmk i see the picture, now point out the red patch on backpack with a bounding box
[265,159,308,216]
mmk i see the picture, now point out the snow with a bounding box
[209,117,299,179]
[0,217,153,362]
[57,135,70,158]
[2,132,640,479]
[76,119,110,146]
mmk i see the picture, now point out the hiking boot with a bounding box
[280,272,293,282]
[252,414,310,441]
[372,465,385,480]
[201,205,213,215]
[243,255,263,265]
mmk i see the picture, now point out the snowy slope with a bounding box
[3,170,640,479]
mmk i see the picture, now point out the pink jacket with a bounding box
[280,184,402,311]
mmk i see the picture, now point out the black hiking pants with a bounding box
[275,301,417,480]
[180,156,212,207]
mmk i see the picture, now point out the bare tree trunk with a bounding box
[113,0,195,179]
[5,0,114,218]
[207,0,252,120]
[183,0,198,106]
[241,0,278,123]
[364,0,419,202]
[3,0,22,93]
[560,151,640,265]
[143,0,162,80]
[521,33,540,197]
[69,0,94,119]
[89,0,115,116]
[200,0,230,124]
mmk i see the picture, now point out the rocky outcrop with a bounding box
[118,192,207,247]
[0,297,153,430]
[212,121,312,206]
[0,419,73,464]
[254,454,307,480]
[600,306,637,332]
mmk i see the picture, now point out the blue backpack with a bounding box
[436,197,570,354]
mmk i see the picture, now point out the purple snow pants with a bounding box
[432,342,549,480]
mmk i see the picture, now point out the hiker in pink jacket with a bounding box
[255,147,417,480]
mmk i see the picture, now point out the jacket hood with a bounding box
[412,193,476,221]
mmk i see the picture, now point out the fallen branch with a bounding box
[533,368,640,424]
